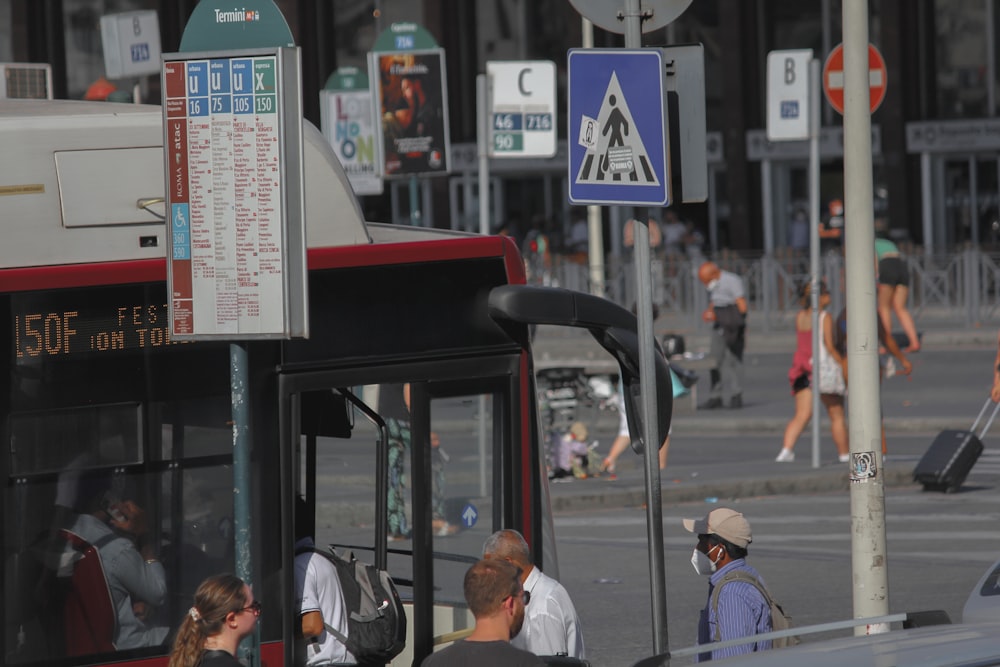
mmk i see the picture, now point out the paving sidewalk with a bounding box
[532,314,999,513]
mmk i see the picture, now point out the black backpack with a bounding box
[297,546,406,666]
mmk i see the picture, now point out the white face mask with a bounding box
[707,278,720,291]
[691,546,719,576]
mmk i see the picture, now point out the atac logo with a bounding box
[214,8,261,24]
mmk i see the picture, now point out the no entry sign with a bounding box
[822,42,886,115]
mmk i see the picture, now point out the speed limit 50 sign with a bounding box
[487,60,557,158]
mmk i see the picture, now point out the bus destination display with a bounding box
[12,298,188,362]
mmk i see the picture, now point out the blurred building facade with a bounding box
[2,0,999,254]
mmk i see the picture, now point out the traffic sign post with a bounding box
[487,61,557,158]
[766,49,824,469]
[822,42,887,115]
[567,48,669,206]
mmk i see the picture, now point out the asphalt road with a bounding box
[552,485,1000,667]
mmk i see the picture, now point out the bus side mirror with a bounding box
[487,285,672,453]
[598,326,672,454]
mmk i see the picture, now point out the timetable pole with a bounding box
[623,0,669,656]
[230,341,256,662]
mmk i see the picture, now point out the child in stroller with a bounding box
[551,421,594,480]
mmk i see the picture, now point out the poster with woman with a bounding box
[372,49,450,177]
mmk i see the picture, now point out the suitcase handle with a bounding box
[970,398,1000,440]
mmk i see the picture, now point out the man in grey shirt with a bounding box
[698,262,748,409]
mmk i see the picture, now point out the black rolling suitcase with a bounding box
[913,398,1000,493]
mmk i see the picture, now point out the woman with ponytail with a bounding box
[168,573,261,667]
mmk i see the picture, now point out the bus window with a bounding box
[4,393,239,664]
[9,404,142,475]
[427,393,496,645]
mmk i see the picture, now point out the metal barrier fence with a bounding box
[541,250,1000,333]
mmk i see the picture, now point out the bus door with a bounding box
[279,364,532,667]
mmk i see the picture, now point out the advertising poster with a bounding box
[322,89,383,195]
[374,49,450,177]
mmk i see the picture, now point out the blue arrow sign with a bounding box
[461,503,478,528]
[567,49,669,206]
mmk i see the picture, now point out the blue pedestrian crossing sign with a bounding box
[568,49,670,206]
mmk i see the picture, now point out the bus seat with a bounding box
[59,528,116,655]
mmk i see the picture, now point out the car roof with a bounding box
[707,621,1000,667]
[964,557,1000,623]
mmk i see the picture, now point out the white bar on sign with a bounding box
[828,72,844,89]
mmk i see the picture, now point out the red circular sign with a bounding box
[822,43,887,115]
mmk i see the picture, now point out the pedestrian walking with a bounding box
[992,330,1000,403]
[775,281,849,463]
[698,262,748,409]
[834,305,912,455]
[875,219,920,352]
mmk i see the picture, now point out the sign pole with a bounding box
[581,18,606,298]
[842,0,891,633]
[476,73,490,497]
[408,176,421,226]
[477,73,490,236]
[808,58,822,470]
[622,0,669,656]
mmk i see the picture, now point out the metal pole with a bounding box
[582,18,607,297]
[623,0,669,655]
[409,175,421,226]
[761,159,774,255]
[476,73,490,496]
[809,58,822,469]
[478,74,490,236]
[843,0,890,634]
[921,152,933,256]
[231,342,258,661]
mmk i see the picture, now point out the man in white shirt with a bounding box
[294,497,354,666]
[482,529,585,659]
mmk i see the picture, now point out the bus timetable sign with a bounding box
[161,47,308,339]
[487,61,557,158]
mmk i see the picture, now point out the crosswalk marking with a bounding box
[574,71,660,187]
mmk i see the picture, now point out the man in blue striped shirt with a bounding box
[683,508,772,661]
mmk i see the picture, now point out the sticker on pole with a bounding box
[849,451,878,482]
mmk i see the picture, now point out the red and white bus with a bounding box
[0,98,671,667]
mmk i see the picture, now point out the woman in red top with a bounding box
[775,282,849,463]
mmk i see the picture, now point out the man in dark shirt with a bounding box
[421,559,543,666]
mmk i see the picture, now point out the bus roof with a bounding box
[0,98,374,269]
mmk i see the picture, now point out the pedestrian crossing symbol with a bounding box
[568,49,669,206]
[575,73,660,187]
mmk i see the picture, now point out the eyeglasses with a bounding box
[240,600,262,617]
[508,589,530,606]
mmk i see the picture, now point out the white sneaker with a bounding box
[839,453,850,463]
[775,449,795,462]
